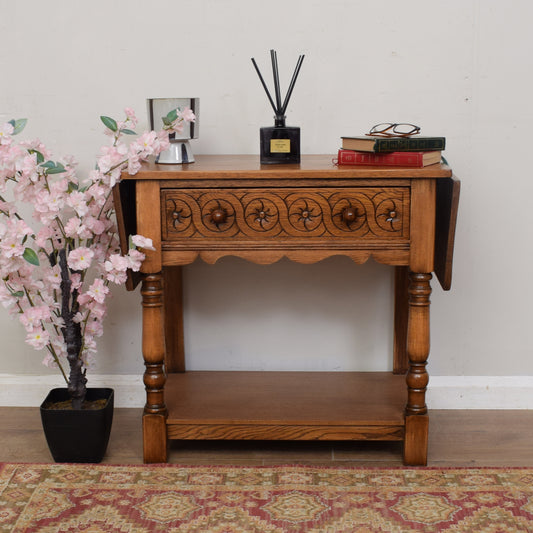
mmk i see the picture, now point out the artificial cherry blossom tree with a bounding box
[0,107,195,408]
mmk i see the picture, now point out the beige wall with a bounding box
[1,0,532,390]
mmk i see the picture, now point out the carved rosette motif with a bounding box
[163,188,409,242]
[286,194,324,235]
[243,195,280,235]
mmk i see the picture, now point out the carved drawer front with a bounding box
[162,188,410,246]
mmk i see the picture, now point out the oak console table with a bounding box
[115,155,459,465]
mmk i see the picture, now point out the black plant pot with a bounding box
[40,387,114,463]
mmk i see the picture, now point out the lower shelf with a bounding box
[165,371,406,442]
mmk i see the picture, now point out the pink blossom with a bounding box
[0,122,14,145]
[64,217,81,238]
[34,226,53,248]
[62,155,78,170]
[0,285,16,308]
[86,278,109,304]
[70,273,82,291]
[33,191,63,224]
[97,144,127,173]
[67,247,94,270]
[84,216,105,235]
[131,234,155,250]
[104,253,129,272]
[26,328,49,350]
[77,223,93,240]
[66,191,89,217]
[72,311,85,323]
[65,216,96,241]
[86,181,106,203]
[170,121,185,134]
[46,265,62,290]
[158,130,170,151]
[123,108,138,130]
[77,292,92,306]
[41,353,59,368]
[103,168,122,188]
[103,253,129,283]
[86,300,107,320]
[179,107,196,123]
[8,217,33,239]
[127,152,141,175]
[127,249,145,271]
[85,319,104,337]
[131,131,161,158]
[93,231,112,250]
[20,305,50,331]
[16,153,39,182]
[20,138,51,160]
[104,269,127,284]
[82,340,97,363]
[49,177,69,196]
[0,219,33,258]
[0,200,17,216]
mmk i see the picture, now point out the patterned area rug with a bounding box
[1,463,533,532]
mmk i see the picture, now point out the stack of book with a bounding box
[337,135,445,168]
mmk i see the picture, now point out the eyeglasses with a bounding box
[366,123,421,138]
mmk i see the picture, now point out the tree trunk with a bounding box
[58,248,87,409]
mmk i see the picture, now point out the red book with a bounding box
[335,148,441,167]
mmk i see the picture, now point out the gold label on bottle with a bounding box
[270,139,291,153]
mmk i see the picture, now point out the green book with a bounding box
[341,136,446,153]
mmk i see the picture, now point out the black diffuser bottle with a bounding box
[252,51,304,164]
[260,115,300,164]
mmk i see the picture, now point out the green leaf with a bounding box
[11,290,24,298]
[41,161,66,174]
[46,167,66,175]
[121,128,137,135]
[165,109,178,123]
[30,150,45,164]
[100,115,118,132]
[8,118,27,135]
[23,248,40,266]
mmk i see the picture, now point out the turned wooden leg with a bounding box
[404,271,431,466]
[141,273,168,463]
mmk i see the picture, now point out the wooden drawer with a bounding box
[162,187,410,248]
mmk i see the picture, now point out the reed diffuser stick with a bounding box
[281,54,305,115]
[251,57,278,115]
[252,50,305,125]
[270,49,283,114]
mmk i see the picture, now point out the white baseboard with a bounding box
[0,374,145,408]
[1,374,533,409]
[427,376,533,409]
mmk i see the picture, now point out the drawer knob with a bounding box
[342,207,358,224]
[210,207,227,225]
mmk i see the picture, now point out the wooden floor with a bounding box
[1,407,533,466]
